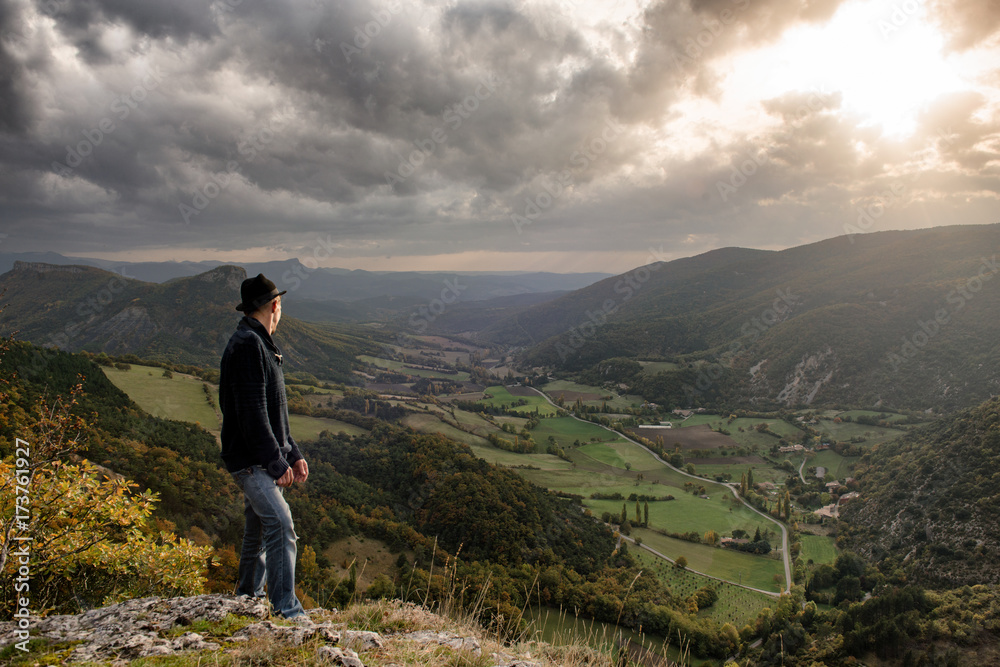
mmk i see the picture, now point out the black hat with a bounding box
[236,273,287,312]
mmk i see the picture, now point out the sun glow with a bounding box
[742,1,964,135]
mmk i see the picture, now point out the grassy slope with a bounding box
[102,364,367,443]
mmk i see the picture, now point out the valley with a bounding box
[99,331,923,664]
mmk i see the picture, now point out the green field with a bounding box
[480,385,559,416]
[812,418,910,445]
[542,380,644,410]
[808,450,856,481]
[402,412,492,448]
[638,361,680,375]
[632,528,786,593]
[632,549,774,628]
[692,462,793,486]
[799,534,838,566]
[529,416,624,448]
[103,364,365,443]
[102,365,221,432]
[586,493,766,542]
[287,414,369,441]
[358,355,471,381]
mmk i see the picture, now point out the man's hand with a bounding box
[293,459,309,483]
[276,467,295,487]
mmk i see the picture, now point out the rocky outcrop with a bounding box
[12,261,86,274]
[0,595,544,666]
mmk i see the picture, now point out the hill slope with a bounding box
[0,262,381,380]
[504,224,1000,411]
[840,396,1000,588]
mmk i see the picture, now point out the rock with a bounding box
[0,594,266,662]
[318,645,366,666]
[342,629,385,650]
[233,620,339,646]
[491,654,542,667]
[401,629,481,655]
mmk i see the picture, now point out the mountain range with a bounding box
[0,262,381,380]
[475,225,1000,412]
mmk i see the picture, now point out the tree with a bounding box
[634,501,641,524]
[620,503,627,525]
[675,556,688,569]
[753,526,762,542]
[643,501,649,527]
[0,380,213,615]
[703,530,719,545]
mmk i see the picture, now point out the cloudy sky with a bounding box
[0,0,998,273]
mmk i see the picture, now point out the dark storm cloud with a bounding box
[0,0,997,264]
[0,2,39,135]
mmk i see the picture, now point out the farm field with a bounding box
[103,363,365,443]
[543,379,605,400]
[629,424,737,451]
[632,527,786,593]
[799,534,838,566]
[691,462,792,486]
[632,549,774,628]
[541,381,644,410]
[812,419,912,445]
[638,360,680,375]
[530,416,624,448]
[586,493,767,542]
[102,364,221,432]
[808,450,856,481]
[480,385,559,416]
[357,355,471,381]
[286,414,369,441]
[401,412,491,448]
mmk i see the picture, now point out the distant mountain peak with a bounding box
[195,264,246,291]
[12,260,88,274]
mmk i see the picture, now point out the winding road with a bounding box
[525,386,792,595]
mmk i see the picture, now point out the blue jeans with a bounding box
[231,465,305,619]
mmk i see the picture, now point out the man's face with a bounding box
[272,297,282,333]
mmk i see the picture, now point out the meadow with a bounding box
[358,355,471,381]
[479,385,559,416]
[631,528,786,593]
[103,364,368,443]
[799,533,838,566]
[631,549,775,629]
[102,364,220,432]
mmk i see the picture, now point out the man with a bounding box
[219,273,310,621]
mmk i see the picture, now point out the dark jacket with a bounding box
[219,316,303,478]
